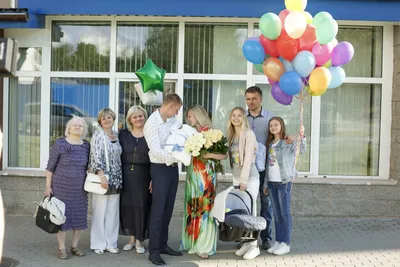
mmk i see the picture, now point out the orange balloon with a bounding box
[309,67,332,94]
[299,24,316,52]
[276,30,299,61]
[262,57,285,81]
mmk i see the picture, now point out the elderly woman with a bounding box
[45,116,90,259]
[90,108,122,255]
[119,106,151,254]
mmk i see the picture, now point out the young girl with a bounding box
[263,117,306,256]
[227,107,260,260]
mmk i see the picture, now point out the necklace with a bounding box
[105,131,115,137]
[131,137,139,171]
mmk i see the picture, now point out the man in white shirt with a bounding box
[144,93,183,266]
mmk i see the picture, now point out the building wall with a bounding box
[1,26,399,217]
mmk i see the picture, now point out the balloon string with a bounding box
[294,89,304,180]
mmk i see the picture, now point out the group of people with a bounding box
[44,86,306,265]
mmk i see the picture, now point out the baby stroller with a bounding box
[211,186,266,244]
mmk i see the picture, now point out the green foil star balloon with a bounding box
[135,58,166,93]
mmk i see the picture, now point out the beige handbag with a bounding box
[84,134,110,195]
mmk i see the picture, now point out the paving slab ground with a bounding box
[2,216,400,267]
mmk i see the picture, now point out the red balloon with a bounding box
[299,24,317,52]
[276,30,299,61]
[279,9,291,25]
[260,35,280,58]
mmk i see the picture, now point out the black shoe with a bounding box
[160,245,183,256]
[261,240,272,250]
[149,254,166,266]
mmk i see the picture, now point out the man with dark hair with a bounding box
[144,93,183,266]
[245,86,275,250]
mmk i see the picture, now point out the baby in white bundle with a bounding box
[164,122,198,166]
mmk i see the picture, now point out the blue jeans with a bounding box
[259,171,272,242]
[268,182,292,244]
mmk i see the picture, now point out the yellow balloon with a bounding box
[285,0,307,12]
[323,59,332,68]
[307,85,327,96]
[309,67,331,94]
[285,11,307,39]
[302,11,313,24]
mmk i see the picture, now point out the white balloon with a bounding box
[285,11,307,39]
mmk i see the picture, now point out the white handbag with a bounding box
[84,133,110,195]
[34,195,66,225]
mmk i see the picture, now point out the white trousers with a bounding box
[90,193,120,250]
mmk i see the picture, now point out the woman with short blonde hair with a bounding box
[126,106,147,131]
[90,108,122,255]
[119,105,152,254]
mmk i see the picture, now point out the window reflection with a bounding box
[50,78,109,144]
[118,81,176,131]
[185,24,248,74]
[116,23,178,73]
[17,48,42,72]
[51,22,111,72]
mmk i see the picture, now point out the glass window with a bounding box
[337,26,382,77]
[116,23,178,73]
[117,81,176,130]
[8,77,41,167]
[184,24,248,74]
[255,84,311,172]
[51,22,111,72]
[319,84,381,176]
[50,78,109,144]
[183,80,247,172]
[253,26,383,77]
[17,48,42,71]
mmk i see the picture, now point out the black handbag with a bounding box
[35,203,60,234]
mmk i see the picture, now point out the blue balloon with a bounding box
[328,66,346,89]
[279,57,294,72]
[280,71,304,96]
[293,51,316,78]
[242,38,265,64]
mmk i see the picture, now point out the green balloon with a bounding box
[254,64,263,73]
[312,11,333,26]
[259,13,282,40]
[135,58,166,93]
[316,18,338,45]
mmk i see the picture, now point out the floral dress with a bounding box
[180,141,217,257]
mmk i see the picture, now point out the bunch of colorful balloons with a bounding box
[242,0,354,105]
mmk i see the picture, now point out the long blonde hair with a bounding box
[185,105,212,129]
[227,107,250,168]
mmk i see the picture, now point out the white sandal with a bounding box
[136,246,145,254]
[123,243,135,251]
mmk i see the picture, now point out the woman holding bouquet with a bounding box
[227,107,260,260]
[180,105,227,259]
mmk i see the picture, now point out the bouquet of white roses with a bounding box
[184,128,228,173]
